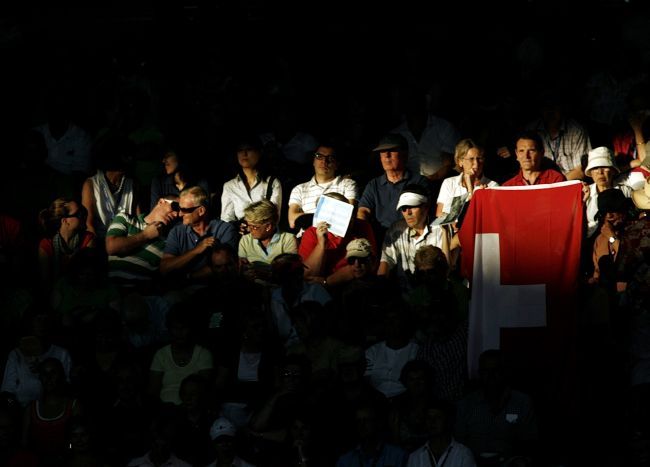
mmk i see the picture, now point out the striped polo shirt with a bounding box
[107,213,165,283]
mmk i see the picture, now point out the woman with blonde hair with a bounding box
[238,199,297,281]
[435,139,498,219]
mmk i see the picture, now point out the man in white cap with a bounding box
[378,184,448,290]
[584,146,632,238]
[207,417,255,467]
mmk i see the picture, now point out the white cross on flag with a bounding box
[458,181,584,377]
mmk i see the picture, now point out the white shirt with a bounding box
[407,440,476,467]
[288,175,358,214]
[393,115,460,177]
[381,220,445,282]
[365,340,419,398]
[34,123,92,175]
[436,174,498,214]
[220,175,282,222]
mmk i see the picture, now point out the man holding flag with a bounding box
[458,147,584,460]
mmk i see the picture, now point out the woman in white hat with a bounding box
[584,147,632,238]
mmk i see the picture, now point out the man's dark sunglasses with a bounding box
[64,206,88,219]
[179,205,201,214]
[347,256,370,265]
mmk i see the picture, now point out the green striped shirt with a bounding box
[107,213,165,283]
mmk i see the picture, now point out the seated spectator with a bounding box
[106,196,179,292]
[298,192,376,285]
[248,354,312,462]
[100,360,160,466]
[150,150,210,211]
[327,238,378,293]
[22,358,82,464]
[326,346,388,453]
[584,147,632,238]
[408,245,468,340]
[269,253,331,344]
[238,200,297,282]
[388,360,436,452]
[31,91,93,197]
[82,133,139,239]
[336,401,407,467]
[126,408,192,467]
[38,197,94,290]
[436,138,498,219]
[1,310,72,407]
[207,416,256,467]
[160,186,238,285]
[121,293,171,359]
[288,143,358,230]
[455,350,539,467]
[61,416,110,467]
[378,184,449,291]
[358,133,430,236]
[590,189,632,286]
[287,301,345,384]
[50,248,120,330]
[218,309,282,427]
[365,306,419,399]
[69,309,132,415]
[523,88,592,180]
[175,374,218,467]
[502,131,566,186]
[221,137,282,230]
[414,301,468,403]
[148,304,214,405]
[407,398,476,467]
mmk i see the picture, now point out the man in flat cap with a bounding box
[358,133,430,243]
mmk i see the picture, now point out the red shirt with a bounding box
[502,168,566,186]
[298,220,376,275]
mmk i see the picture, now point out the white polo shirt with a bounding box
[288,175,358,214]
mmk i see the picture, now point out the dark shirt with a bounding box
[359,171,430,228]
[150,175,210,210]
[164,219,238,272]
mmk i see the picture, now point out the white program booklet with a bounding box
[313,196,353,237]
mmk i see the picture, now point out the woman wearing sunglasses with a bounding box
[37,198,94,290]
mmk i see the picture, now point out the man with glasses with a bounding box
[358,133,430,236]
[378,185,448,291]
[298,193,376,288]
[287,143,358,230]
[160,186,238,284]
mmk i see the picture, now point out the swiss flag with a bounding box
[458,181,584,381]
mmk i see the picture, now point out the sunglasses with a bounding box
[64,206,87,219]
[399,205,422,212]
[347,256,370,265]
[179,205,201,214]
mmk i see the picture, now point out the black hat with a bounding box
[597,189,631,217]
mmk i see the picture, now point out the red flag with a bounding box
[458,181,584,378]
